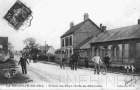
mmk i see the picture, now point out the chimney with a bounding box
[100,23,106,32]
[84,13,89,21]
[70,22,74,28]
[138,19,140,24]
[100,24,103,30]
[102,26,107,31]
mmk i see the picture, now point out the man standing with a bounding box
[60,51,65,69]
[103,54,110,69]
[70,52,79,70]
[85,57,89,68]
[18,55,29,74]
[91,55,102,74]
[69,56,73,70]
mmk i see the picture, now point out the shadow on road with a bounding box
[0,72,33,85]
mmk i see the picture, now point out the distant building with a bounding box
[90,19,140,69]
[39,45,55,55]
[47,46,55,55]
[61,13,101,57]
[0,37,8,54]
[38,45,49,55]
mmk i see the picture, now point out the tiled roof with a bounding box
[75,35,94,48]
[91,24,140,44]
[61,19,100,38]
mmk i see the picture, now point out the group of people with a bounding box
[60,51,79,70]
[60,51,111,74]
[19,51,135,75]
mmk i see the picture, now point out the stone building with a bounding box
[60,13,101,58]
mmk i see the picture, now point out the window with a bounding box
[114,47,117,57]
[124,44,129,58]
[123,44,129,63]
[95,47,100,56]
[118,44,122,59]
[69,36,72,46]
[136,43,140,58]
[62,39,65,47]
[99,46,105,57]
[65,37,69,46]
[64,35,73,46]
[68,37,70,46]
[112,45,119,61]
[70,49,72,55]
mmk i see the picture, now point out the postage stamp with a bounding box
[4,0,32,30]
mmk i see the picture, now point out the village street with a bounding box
[17,61,140,89]
[0,58,140,90]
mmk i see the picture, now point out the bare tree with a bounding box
[23,37,37,48]
[23,37,39,62]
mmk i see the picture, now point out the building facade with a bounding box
[61,13,101,58]
[90,20,140,69]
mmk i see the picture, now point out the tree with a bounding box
[23,37,37,49]
[23,37,39,62]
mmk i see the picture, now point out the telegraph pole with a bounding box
[45,41,47,55]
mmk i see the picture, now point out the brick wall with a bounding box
[73,20,100,48]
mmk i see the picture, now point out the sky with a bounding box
[0,0,140,50]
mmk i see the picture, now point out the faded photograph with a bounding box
[0,0,140,90]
